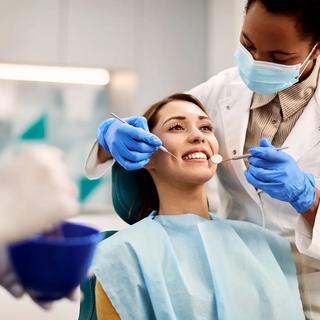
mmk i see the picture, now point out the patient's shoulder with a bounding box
[94,215,164,273]
[98,215,157,252]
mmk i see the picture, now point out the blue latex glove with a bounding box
[244,138,316,213]
[97,116,162,171]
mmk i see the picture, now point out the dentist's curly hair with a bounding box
[246,0,320,44]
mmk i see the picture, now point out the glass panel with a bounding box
[0,80,112,212]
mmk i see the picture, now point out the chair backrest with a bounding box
[78,230,118,320]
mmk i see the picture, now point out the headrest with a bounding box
[111,162,143,225]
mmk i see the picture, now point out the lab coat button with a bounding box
[232,149,237,155]
[226,105,230,110]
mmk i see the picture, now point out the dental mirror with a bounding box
[211,154,223,164]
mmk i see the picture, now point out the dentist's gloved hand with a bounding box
[244,138,316,213]
[97,116,162,171]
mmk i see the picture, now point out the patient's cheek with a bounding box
[208,137,219,153]
[160,138,177,153]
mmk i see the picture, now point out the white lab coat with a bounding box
[190,67,320,319]
[85,67,320,319]
[190,67,320,250]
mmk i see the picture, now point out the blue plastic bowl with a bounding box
[9,222,103,302]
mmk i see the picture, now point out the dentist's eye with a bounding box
[242,41,256,53]
[271,57,290,64]
[247,46,256,54]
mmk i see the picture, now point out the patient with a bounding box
[93,93,304,320]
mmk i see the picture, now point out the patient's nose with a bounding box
[188,129,205,144]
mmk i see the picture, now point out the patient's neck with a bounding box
[155,180,209,219]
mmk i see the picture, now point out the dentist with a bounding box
[86,0,320,318]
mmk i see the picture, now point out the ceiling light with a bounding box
[0,64,109,86]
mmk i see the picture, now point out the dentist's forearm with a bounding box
[302,188,320,228]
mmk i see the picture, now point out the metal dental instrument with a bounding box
[213,146,289,164]
[110,112,179,160]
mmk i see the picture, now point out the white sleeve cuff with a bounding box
[84,141,115,180]
[295,205,320,260]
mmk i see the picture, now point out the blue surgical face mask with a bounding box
[234,43,318,95]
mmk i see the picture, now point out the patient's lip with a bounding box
[182,148,210,159]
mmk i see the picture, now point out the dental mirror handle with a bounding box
[211,146,289,164]
[226,146,289,161]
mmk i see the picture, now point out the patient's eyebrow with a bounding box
[161,115,210,127]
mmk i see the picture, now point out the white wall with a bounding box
[207,0,247,76]
[0,0,61,65]
[0,0,207,114]
[0,0,247,108]
[135,0,207,111]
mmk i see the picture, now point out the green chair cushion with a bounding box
[111,162,143,225]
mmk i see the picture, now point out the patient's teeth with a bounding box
[183,152,207,160]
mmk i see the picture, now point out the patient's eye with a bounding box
[199,124,213,132]
[169,122,184,131]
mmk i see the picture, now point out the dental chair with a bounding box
[78,162,149,320]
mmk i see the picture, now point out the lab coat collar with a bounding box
[282,78,320,162]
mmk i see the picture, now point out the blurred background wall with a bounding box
[0,0,246,318]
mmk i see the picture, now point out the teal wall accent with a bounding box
[79,176,104,203]
[1,81,109,209]
[20,114,47,140]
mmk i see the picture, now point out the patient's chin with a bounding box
[155,164,215,187]
[178,170,215,185]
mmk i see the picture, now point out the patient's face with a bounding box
[146,100,219,186]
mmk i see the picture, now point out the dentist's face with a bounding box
[241,2,319,79]
[146,100,219,186]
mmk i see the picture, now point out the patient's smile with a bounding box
[182,152,208,160]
